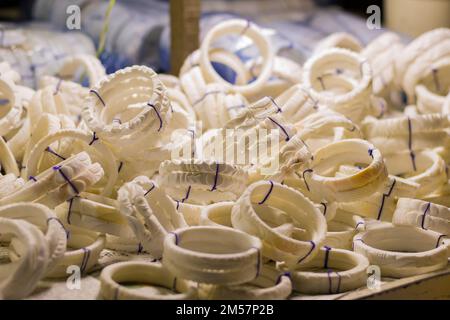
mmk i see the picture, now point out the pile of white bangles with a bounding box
[0,20,449,300]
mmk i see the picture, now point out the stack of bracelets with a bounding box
[0,19,449,300]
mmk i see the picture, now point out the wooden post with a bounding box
[170,0,200,75]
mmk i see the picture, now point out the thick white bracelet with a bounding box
[117,176,187,259]
[323,210,365,250]
[283,246,369,295]
[82,66,171,148]
[200,263,291,300]
[0,217,49,299]
[0,152,92,205]
[353,225,448,278]
[338,170,419,221]
[100,261,197,300]
[232,180,327,267]
[199,19,274,98]
[301,139,388,203]
[0,202,67,273]
[45,226,105,278]
[26,129,118,196]
[158,159,248,205]
[384,150,447,198]
[56,193,133,237]
[393,197,450,235]
[163,226,262,285]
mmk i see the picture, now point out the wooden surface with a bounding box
[169,0,200,75]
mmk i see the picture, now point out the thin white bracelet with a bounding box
[232,180,327,267]
[282,246,369,295]
[314,32,363,54]
[353,225,448,278]
[56,54,106,87]
[393,197,450,235]
[163,226,262,285]
[199,19,274,98]
[302,48,373,123]
[100,261,197,300]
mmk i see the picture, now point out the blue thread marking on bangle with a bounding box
[324,246,332,269]
[144,183,155,196]
[421,202,431,230]
[258,180,274,205]
[210,163,220,191]
[147,103,163,132]
[320,202,327,217]
[175,200,180,210]
[268,96,282,113]
[239,20,251,36]
[407,117,417,171]
[181,186,191,203]
[0,98,9,105]
[89,132,99,145]
[45,146,66,160]
[169,232,179,245]
[276,272,291,285]
[53,166,79,195]
[376,178,396,220]
[67,197,75,224]
[368,148,374,159]
[432,68,441,92]
[297,241,316,264]
[54,78,62,95]
[302,169,313,192]
[117,161,123,173]
[436,234,446,248]
[28,175,37,182]
[355,221,364,229]
[192,90,223,107]
[47,217,69,239]
[317,76,326,90]
[89,89,105,107]
[268,117,290,141]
